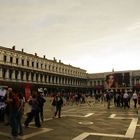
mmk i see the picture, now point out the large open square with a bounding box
[1,1,140,139]
[0,97,140,140]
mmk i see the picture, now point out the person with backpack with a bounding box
[24,91,41,128]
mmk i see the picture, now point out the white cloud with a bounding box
[127,21,140,31]
[0,0,140,73]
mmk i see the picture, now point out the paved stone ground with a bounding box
[0,97,140,140]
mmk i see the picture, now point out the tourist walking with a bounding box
[37,92,46,122]
[132,91,138,108]
[7,89,20,139]
[123,91,129,109]
[55,93,63,118]
[24,91,41,128]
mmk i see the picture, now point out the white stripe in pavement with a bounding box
[19,128,52,140]
[0,128,52,140]
[30,112,94,126]
[62,115,85,118]
[72,132,89,140]
[89,133,125,138]
[125,118,138,138]
[109,114,138,138]
[109,114,116,118]
[62,113,94,118]
[108,114,132,120]
[29,112,94,126]
[72,114,138,140]
[72,132,125,140]
[84,113,94,117]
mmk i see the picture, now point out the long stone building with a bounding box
[0,46,140,96]
[0,46,88,95]
[87,69,140,94]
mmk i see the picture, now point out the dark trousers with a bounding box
[133,99,137,108]
[17,112,23,134]
[0,108,5,122]
[39,106,44,121]
[10,111,19,136]
[24,110,41,127]
[55,106,62,118]
[124,99,129,109]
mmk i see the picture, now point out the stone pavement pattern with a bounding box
[0,97,140,140]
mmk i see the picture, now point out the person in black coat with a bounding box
[55,93,63,118]
[37,92,46,122]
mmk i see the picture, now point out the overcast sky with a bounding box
[0,0,140,73]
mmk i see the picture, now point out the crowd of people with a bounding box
[0,87,47,139]
[0,87,66,139]
[1,86,140,139]
[0,87,25,139]
[94,89,140,110]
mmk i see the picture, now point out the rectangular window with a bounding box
[27,61,29,67]
[32,62,34,67]
[36,63,38,68]
[16,58,18,65]
[10,57,13,63]
[22,59,24,66]
[4,55,6,62]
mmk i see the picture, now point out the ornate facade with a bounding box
[87,71,140,93]
[1,46,140,95]
[0,46,88,93]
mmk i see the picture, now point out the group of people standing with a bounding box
[0,87,66,139]
[0,87,47,139]
[103,89,140,110]
[24,91,46,128]
[0,87,25,139]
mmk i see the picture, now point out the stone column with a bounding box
[46,75,49,83]
[18,57,21,65]
[0,68,2,79]
[28,72,31,81]
[5,69,9,79]
[0,53,3,61]
[50,76,52,83]
[38,74,41,82]
[64,78,66,85]
[23,72,26,81]
[54,76,56,84]
[7,55,10,63]
[33,73,36,82]
[12,70,15,80]
[17,71,21,80]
